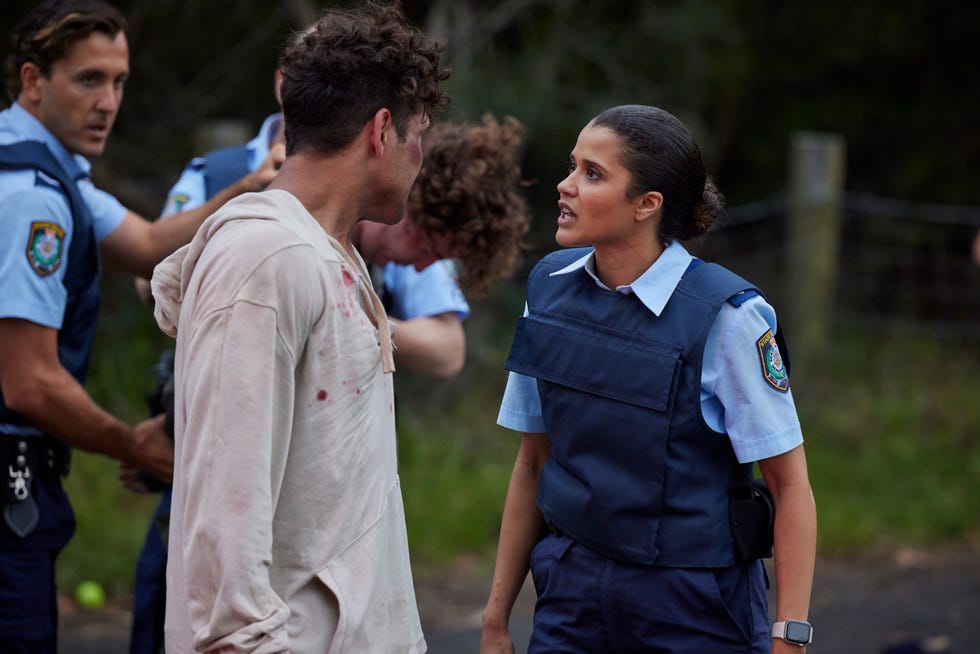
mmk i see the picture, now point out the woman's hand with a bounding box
[479,618,516,654]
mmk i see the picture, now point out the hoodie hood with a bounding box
[151,191,287,338]
[151,189,396,372]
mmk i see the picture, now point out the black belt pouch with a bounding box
[729,478,775,562]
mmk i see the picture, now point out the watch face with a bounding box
[785,620,811,644]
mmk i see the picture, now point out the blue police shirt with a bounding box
[382,260,469,321]
[0,102,126,330]
[161,113,470,322]
[160,113,282,217]
[498,241,803,463]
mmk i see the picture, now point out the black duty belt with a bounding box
[1,435,71,538]
[0,436,71,478]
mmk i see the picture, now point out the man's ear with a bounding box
[273,69,284,108]
[18,62,43,106]
[635,191,664,223]
[368,108,393,157]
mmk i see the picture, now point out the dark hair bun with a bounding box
[684,175,725,241]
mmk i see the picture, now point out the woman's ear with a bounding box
[635,191,663,223]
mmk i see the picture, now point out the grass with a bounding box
[56,283,980,599]
[58,455,158,598]
[396,371,517,575]
[799,329,980,552]
[54,273,168,597]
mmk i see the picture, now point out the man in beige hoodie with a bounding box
[149,5,449,652]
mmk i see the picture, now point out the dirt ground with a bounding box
[59,545,979,653]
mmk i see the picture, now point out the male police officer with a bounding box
[0,2,279,651]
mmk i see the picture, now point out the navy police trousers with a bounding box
[130,486,171,654]
[528,533,771,653]
[0,474,75,654]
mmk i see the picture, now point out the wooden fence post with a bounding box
[786,132,846,378]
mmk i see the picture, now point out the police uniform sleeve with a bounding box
[497,370,546,433]
[0,183,73,328]
[76,177,127,240]
[159,160,208,218]
[497,302,546,433]
[382,260,470,320]
[702,296,804,463]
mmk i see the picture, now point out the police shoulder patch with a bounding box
[164,193,190,215]
[26,221,65,276]
[756,328,789,392]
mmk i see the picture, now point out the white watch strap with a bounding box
[771,620,811,645]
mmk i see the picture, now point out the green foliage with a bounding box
[801,329,980,552]
[55,273,168,598]
[394,294,524,574]
[57,454,157,598]
[397,378,516,574]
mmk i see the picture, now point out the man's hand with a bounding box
[118,464,150,493]
[125,414,174,484]
[243,142,286,193]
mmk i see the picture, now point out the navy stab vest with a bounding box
[200,144,250,200]
[0,142,101,427]
[506,247,761,567]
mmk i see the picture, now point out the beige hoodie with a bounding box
[152,189,424,653]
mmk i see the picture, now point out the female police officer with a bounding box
[480,105,816,653]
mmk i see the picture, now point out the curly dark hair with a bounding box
[408,114,532,298]
[5,0,126,102]
[592,104,724,243]
[278,2,450,156]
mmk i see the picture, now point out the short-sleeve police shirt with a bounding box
[497,241,803,463]
[382,261,469,321]
[0,103,126,329]
[159,113,283,218]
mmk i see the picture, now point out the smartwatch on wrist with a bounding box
[771,620,812,646]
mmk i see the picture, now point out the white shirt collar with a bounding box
[549,241,694,316]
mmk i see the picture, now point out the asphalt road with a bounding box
[59,546,978,653]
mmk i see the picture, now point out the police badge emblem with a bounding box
[26,221,65,276]
[756,329,789,392]
[165,192,190,215]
